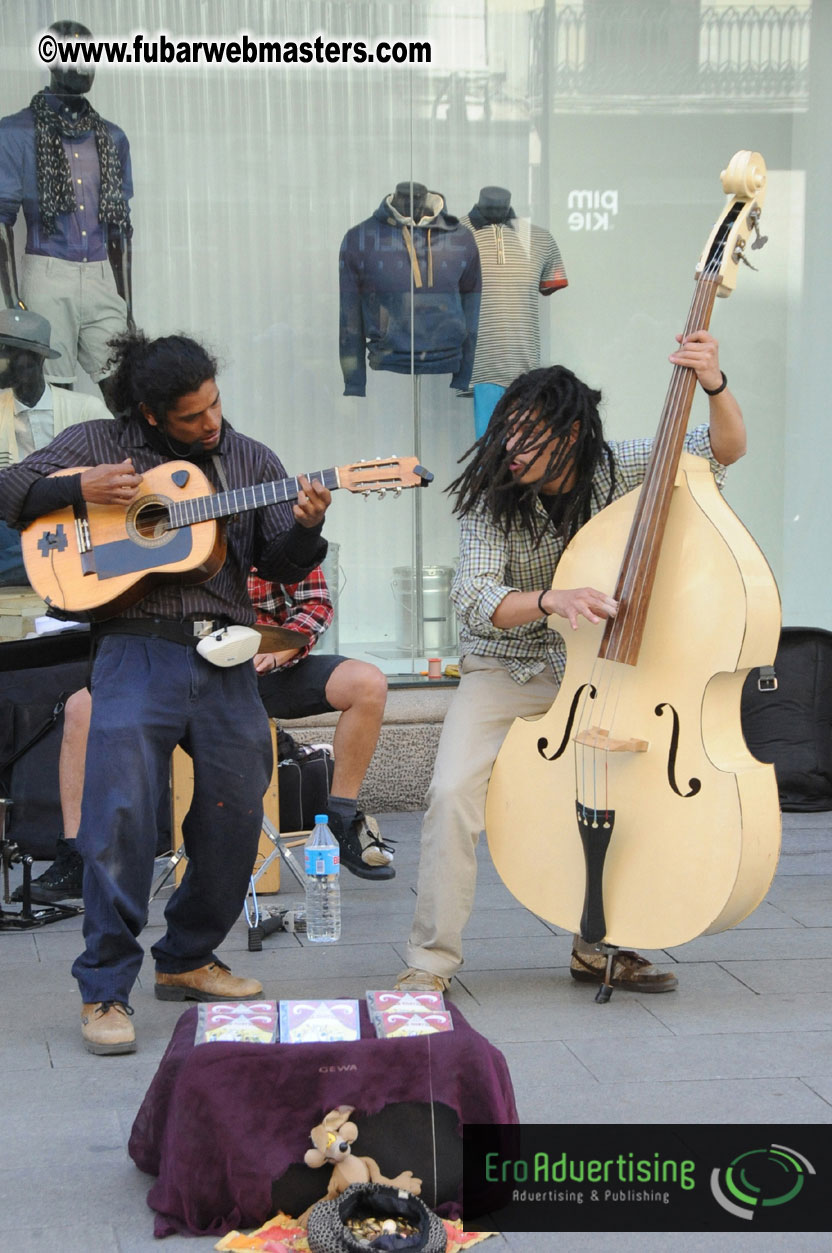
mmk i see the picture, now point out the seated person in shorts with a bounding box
[22,567,393,904]
[251,567,394,880]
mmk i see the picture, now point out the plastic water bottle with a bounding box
[304,815,341,943]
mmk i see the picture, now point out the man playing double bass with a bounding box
[396,330,747,995]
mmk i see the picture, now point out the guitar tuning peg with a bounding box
[362,490,371,499]
[377,488,387,500]
[393,486,402,497]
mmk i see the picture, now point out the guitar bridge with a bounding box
[73,505,97,575]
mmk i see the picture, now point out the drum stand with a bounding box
[0,798,83,930]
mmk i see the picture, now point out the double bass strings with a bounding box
[570,245,725,820]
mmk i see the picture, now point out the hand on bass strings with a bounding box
[293,474,331,528]
[668,330,723,392]
[541,586,618,630]
[80,459,143,505]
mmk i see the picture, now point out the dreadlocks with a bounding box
[449,365,615,543]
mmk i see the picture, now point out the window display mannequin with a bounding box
[0,20,133,413]
[0,306,107,584]
[461,187,567,436]
[339,181,481,397]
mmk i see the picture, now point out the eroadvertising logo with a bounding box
[710,1143,816,1220]
[462,1124,828,1233]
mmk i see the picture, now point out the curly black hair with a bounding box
[449,365,615,542]
[105,330,218,425]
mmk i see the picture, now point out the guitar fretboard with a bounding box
[167,468,340,529]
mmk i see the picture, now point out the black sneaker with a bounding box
[11,837,83,904]
[327,811,395,881]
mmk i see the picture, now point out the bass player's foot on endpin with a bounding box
[570,948,678,993]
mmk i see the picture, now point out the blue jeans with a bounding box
[71,634,272,1005]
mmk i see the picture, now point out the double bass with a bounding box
[484,152,781,992]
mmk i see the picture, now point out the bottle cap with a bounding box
[314,814,329,824]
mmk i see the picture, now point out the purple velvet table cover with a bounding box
[128,1001,518,1238]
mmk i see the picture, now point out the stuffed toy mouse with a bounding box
[298,1105,422,1226]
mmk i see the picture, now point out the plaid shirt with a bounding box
[452,425,726,684]
[248,566,333,669]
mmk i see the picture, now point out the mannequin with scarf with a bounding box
[0,20,133,413]
[461,186,567,436]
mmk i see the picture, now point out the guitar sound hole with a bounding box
[134,501,171,540]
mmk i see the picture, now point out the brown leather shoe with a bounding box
[154,960,263,1002]
[394,967,451,993]
[570,948,678,993]
[80,1001,136,1054]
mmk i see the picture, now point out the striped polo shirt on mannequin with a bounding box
[460,209,567,388]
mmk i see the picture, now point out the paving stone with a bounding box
[665,927,832,962]
[721,956,832,994]
[767,873,832,901]
[0,804,830,1252]
[438,933,574,974]
[566,1028,832,1083]
[643,990,832,1037]
[497,1073,832,1125]
[1,1226,122,1252]
[732,899,802,928]
[766,899,832,927]
[801,1074,832,1105]
[455,969,674,1044]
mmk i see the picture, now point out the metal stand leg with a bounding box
[0,798,83,931]
[245,816,308,952]
[149,846,188,902]
[594,942,619,1004]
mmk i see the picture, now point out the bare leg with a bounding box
[15,687,91,902]
[60,688,92,841]
[323,660,387,799]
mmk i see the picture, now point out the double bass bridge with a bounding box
[573,725,648,754]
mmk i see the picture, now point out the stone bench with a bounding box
[282,681,455,812]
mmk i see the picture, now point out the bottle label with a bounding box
[304,847,340,876]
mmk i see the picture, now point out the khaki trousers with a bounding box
[405,653,559,977]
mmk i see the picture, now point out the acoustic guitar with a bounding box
[21,456,432,620]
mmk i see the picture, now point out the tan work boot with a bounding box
[80,1001,136,1055]
[155,960,263,1002]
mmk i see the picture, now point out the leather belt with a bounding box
[92,617,232,648]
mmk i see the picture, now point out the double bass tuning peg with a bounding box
[747,207,768,252]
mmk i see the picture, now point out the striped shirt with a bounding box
[248,567,333,667]
[452,425,725,683]
[0,415,326,624]
[460,212,567,388]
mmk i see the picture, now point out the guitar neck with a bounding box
[167,467,341,529]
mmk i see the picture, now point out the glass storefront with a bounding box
[0,1,825,671]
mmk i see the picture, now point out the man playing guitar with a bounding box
[0,328,331,1055]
